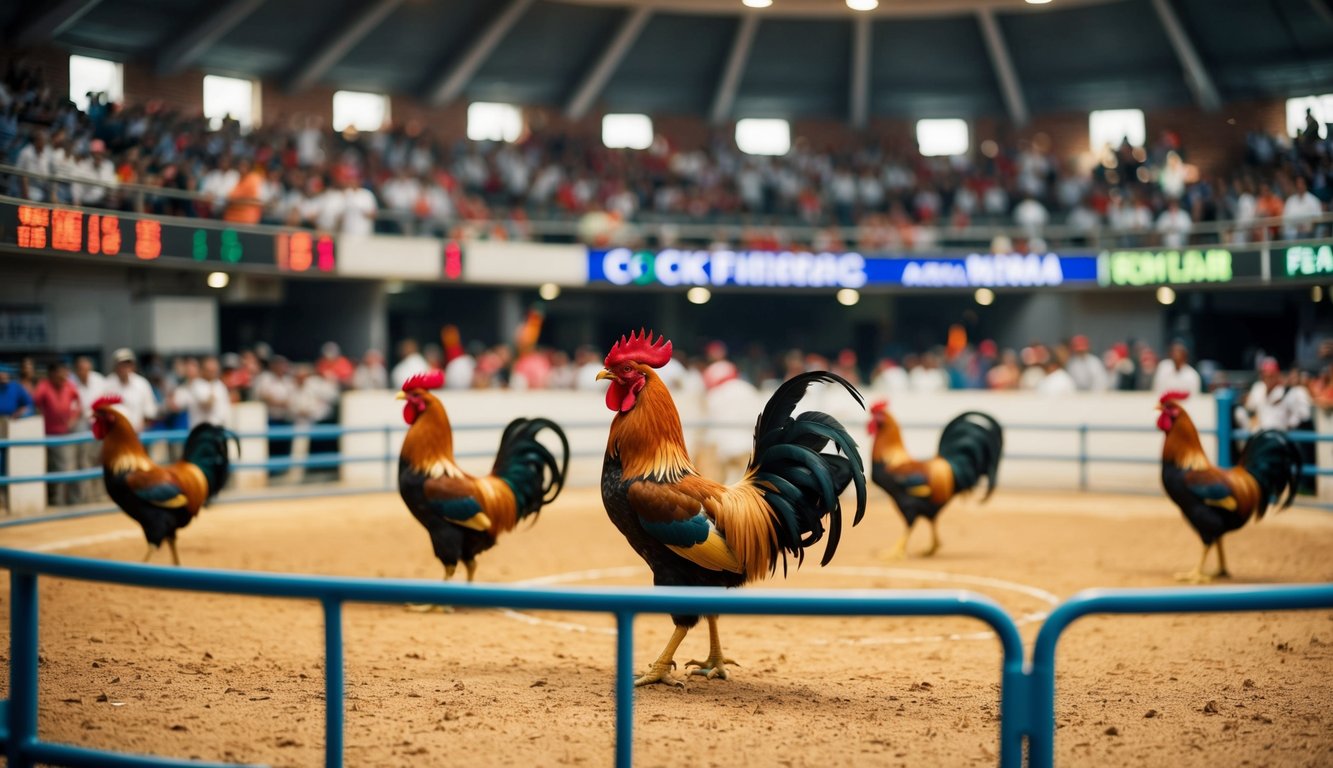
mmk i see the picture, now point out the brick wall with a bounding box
[7,45,1292,179]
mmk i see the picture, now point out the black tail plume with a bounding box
[1238,430,1303,517]
[936,411,1003,501]
[181,423,239,501]
[492,417,570,520]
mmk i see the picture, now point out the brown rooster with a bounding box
[868,400,1003,558]
[397,370,568,588]
[597,330,866,686]
[91,394,237,565]
[1157,390,1301,582]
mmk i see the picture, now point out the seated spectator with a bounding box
[1283,176,1322,240]
[352,349,388,390]
[1155,198,1193,248]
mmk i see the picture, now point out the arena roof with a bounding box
[10,0,1333,124]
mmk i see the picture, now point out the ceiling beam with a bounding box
[565,5,652,120]
[426,0,536,106]
[976,8,1029,127]
[849,15,871,130]
[709,12,759,125]
[155,0,266,75]
[1311,0,1333,28]
[10,0,103,45]
[286,0,404,93]
[1150,0,1220,111]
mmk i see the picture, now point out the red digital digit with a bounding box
[288,231,313,272]
[51,209,84,252]
[316,236,335,271]
[102,216,122,255]
[135,219,162,260]
[16,206,50,249]
[88,214,101,254]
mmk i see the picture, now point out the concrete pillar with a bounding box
[498,290,525,347]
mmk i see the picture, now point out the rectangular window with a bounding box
[467,102,522,142]
[602,113,653,150]
[916,118,969,157]
[203,75,259,131]
[332,90,389,132]
[1089,109,1146,151]
[735,118,790,156]
[69,55,123,112]
[1287,94,1333,139]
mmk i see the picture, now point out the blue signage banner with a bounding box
[587,248,1100,289]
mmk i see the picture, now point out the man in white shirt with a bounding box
[1244,358,1288,431]
[1152,341,1203,395]
[700,361,759,484]
[1065,335,1108,391]
[315,173,379,235]
[1013,194,1049,242]
[15,130,54,202]
[379,167,422,235]
[1155,199,1193,249]
[175,356,231,427]
[1282,176,1323,241]
[391,339,430,390]
[101,348,160,432]
[72,355,107,500]
[1036,361,1077,395]
[201,156,240,210]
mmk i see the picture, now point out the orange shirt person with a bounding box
[224,160,266,224]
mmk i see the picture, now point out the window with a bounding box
[69,55,122,111]
[1286,94,1333,139]
[734,118,790,156]
[1089,109,1146,151]
[467,102,522,142]
[915,118,969,157]
[332,90,389,132]
[203,75,258,131]
[602,113,653,150]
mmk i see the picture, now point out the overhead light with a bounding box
[846,0,878,9]
[742,0,772,7]
[836,288,860,306]
[385,280,406,294]
[1313,285,1324,303]
[687,287,712,305]
[1025,0,1053,4]
[206,271,229,289]
[1156,286,1176,305]
[974,288,995,306]
[539,283,561,301]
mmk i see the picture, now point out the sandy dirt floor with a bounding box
[0,486,1331,767]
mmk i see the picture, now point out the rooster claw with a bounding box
[684,657,738,680]
[1173,571,1212,585]
[404,603,454,613]
[633,661,684,687]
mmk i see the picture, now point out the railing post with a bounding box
[322,598,344,768]
[1077,424,1089,491]
[1215,388,1235,468]
[9,571,39,768]
[614,612,635,768]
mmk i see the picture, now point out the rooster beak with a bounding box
[395,391,407,401]
[595,369,613,381]
[1154,404,1162,411]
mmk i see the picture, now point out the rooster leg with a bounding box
[406,565,456,613]
[1174,543,1214,584]
[922,518,941,557]
[886,521,914,560]
[167,538,181,567]
[1213,539,1230,579]
[685,615,738,680]
[634,625,689,687]
[142,544,157,563]
[464,559,478,583]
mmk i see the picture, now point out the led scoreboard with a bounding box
[1,200,335,273]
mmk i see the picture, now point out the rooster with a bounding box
[868,400,1002,558]
[91,394,237,565]
[597,330,866,686]
[1157,390,1301,583]
[397,371,569,589]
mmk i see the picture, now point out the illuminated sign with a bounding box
[1275,244,1333,279]
[443,240,464,280]
[1097,249,1260,286]
[591,248,868,288]
[588,248,1098,289]
[1,201,336,274]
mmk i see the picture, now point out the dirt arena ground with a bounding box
[1,486,1331,767]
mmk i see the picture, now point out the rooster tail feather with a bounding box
[181,424,238,500]
[1238,430,1303,517]
[937,411,1003,501]
[492,417,570,520]
[745,371,867,573]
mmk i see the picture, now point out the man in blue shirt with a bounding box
[0,365,33,417]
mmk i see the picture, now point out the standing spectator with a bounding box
[0,364,34,418]
[223,157,267,224]
[31,360,81,505]
[175,356,231,427]
[1155,198,1193,248]
[1282,176,1323,241]
[1065,335,1108,391]
[1243,358,1288,431]
[315,342,355,387]
[200,155,239,213]
[986,349,1022,390]
[71,356,105,500]
[909,352,950,392]
[1035,359,1076,395]
[1152,341,1203,395]
[352,349,388,390]
[253,356,296,470]
[101,348,159,432]
[390,339,429,389]
[15,129,54,201]
[1013,193,1049,243]
[700,361,759,484]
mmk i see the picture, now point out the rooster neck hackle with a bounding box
[1163,408,1210,470]
[606,370,694,482]
[101,411,152,473]
[871,412,911,466]
[401,394,462,478]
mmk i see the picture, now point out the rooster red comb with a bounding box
[91,394,123,411]
[1159,390,1190,405]
[402,370,444,392]
[869,399,889,417]
[604,329,672,369]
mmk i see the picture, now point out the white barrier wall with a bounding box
[340,387,1212,493]
[3,416,46,516]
